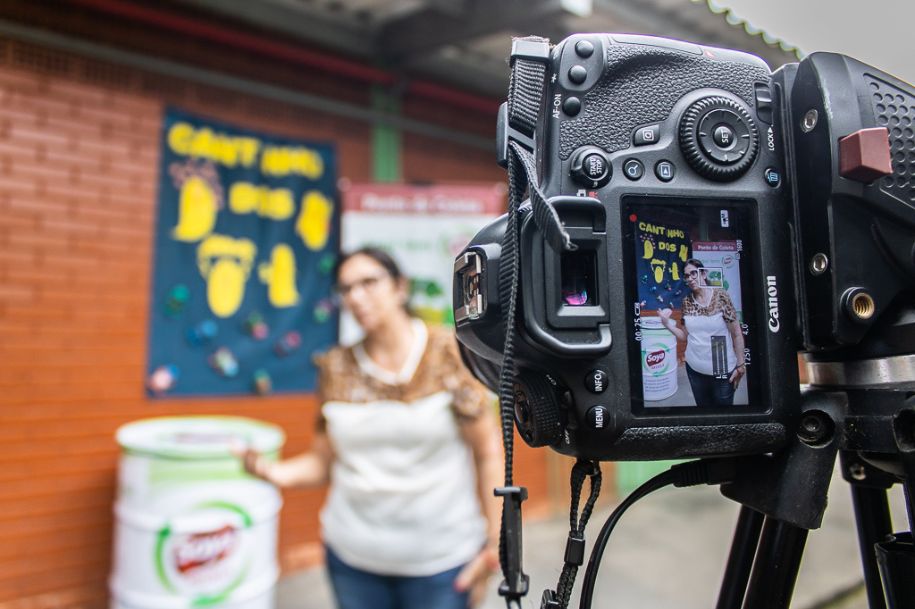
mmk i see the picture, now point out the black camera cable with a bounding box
[577,459,738,609]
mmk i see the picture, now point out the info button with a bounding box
[585,369,609,393]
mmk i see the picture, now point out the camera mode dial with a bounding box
[679,96,759,181]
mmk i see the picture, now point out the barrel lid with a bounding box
[640,316,666,329]
[116,416,284,459]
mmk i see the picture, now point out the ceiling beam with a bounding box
[176,0,374,56]
[376,0,576,64]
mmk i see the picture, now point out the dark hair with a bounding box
[684,258,705,269]
[334,246,405,282]
[334,247,413,314]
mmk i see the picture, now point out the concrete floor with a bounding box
[276,464,909,609]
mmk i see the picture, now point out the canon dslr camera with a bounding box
[454,34,915,462]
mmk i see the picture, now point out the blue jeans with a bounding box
[325,546,470,609]
[685,363,736,407]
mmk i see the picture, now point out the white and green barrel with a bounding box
[640,317,678,401]
[110,416,284,609]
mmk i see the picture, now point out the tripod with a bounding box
[715,307,915,609]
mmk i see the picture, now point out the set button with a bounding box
[713,124,737,149]
[698,108,752,164]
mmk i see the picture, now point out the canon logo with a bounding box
[767,276,780,333]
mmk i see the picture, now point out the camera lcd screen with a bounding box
[622,197,759,412]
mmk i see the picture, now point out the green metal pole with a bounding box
[371,86,402,182]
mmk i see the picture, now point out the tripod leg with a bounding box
[716,506,764,609]
[741,517,809,609]
[850,482,893,609]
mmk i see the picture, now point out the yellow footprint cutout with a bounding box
[642,239,654,260]
[650,259,667,284]
[197,235,257,318]
[258,244,300,308]
[296,190,334,251]
[173,176,219,242]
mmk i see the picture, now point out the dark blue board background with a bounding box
[147,108,338,397]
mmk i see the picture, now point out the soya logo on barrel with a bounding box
[174,524,238,574]
[642,343,672,375]
[645,349,666,369]
[156,502,253,602]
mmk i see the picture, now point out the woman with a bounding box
[238,247,501,609]
[658,258,746,407]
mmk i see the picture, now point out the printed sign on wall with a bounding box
[146,108,338,397]
[339,182,504,345]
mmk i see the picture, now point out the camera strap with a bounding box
[494,36,579,609]
[543,460,602,609]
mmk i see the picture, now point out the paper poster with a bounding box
[146,108,338,397]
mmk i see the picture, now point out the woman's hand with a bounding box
[454,545,500,607]
[729,363,746,389]
[233,445,276,485]
[658,308,673,322]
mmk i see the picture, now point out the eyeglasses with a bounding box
[336,273,391,298]
[685,270,701,278]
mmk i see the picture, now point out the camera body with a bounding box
[455,34,914,462]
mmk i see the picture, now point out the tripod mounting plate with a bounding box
[805,354,915,390]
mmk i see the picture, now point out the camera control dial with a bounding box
[679,96,759,181]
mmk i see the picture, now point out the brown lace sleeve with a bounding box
[312,347,355,432]
[680,292,698,316]
[718,289,738,323]
[429,325,494,421]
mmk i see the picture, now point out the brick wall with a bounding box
[0,29,548,609]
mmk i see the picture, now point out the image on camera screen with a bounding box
[623,198,756,410]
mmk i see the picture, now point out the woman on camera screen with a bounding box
[658,258,746,407]
[238,247,500,609]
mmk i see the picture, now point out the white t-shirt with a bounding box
[315,320,490,576]
[682,288,739,377]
